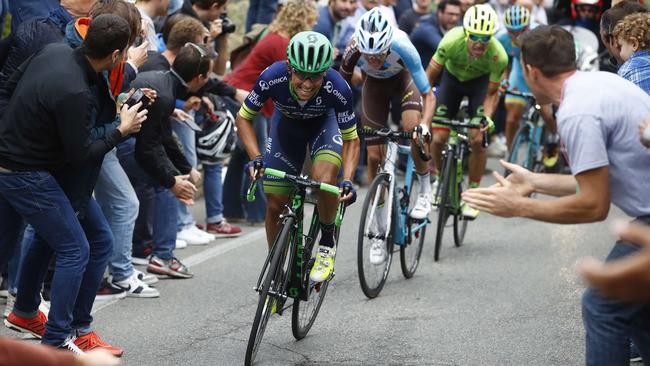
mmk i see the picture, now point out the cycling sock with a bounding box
[417,172,431,195]
[319,222,336,248]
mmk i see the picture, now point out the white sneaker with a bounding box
[177,227,210,246]
[369,239,387,265]
[189,225,215,242]
[3,293,14,318]
[175,239,187,249]
[112,273,159,298]
[410,193,432,220]
[134,269,158,285]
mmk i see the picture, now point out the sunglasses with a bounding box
[185,42,210,77]
[291,66,325,82]
[467,33,491,43]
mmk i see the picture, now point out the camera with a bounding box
[220,13,237,34]
[125,89,150,111]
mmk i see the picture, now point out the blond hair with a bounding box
[613,12,650,50]
[268,0,318,38]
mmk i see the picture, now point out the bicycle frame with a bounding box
[439,128,469,214]
[365,139,428,247]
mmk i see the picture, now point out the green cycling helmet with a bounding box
[287,31,333,73]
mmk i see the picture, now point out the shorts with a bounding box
[432,69,489,131]
[505,61,530,106]
[263,109,343,195]
[360,69,422,145]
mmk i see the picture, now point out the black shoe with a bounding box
[95,279,126,301]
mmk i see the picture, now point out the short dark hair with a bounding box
[191,0,227,10]
[172,43,211,82]
[600,0,648,36]
[81,14,131,59]
[520,25,576,77]
[91,0,142,46]
[438,0,461,13]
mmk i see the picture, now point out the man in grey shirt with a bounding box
[462,25,650,365]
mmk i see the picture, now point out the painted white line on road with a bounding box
[184,228,265,267]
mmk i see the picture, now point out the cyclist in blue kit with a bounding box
[235,31,360,283]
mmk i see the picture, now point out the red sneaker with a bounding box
[206,220,243,238]
[4,310,47,339]
[74,331,124,357]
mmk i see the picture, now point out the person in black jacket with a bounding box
[0,14,145,352]
[119,43,210,279]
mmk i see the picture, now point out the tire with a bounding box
[400,174,426,279]
[453,163,468,247]
[291,220,330,340]
[506,125,533,173]
[357,173,394,299]
[434,151,453,262]
[245,218,294,366]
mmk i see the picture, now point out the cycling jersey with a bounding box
[238,61,358,195]
[340,28,430,95]
[432,26,508,84]
[496,24,538,104]
[239,61,358,141]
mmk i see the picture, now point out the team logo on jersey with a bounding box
[324,81,334,93]
[259,80,270,91]
[323,81,348,105]
[332,134,343,145]
[248,90,263,108]
[315,96,323,105]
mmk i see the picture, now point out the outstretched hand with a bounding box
[578,221,650,301]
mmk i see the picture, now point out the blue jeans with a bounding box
[94,149,139,282]
[118,139,178,260]
[6,225,33,294]
[582,216,650,365]
[8,0,58,31]
[172,118,197,230]
[204,162,223,224]
[0,171,110,346]
[245,0,279,32]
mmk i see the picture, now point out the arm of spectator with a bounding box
[0,337,121,366]
[213,35,229,76]
[127,40,149,72]
[161,114,193,175]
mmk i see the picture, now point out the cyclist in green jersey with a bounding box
[426,4,508,219]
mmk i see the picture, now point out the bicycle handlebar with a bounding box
[433,118,490,148]
[360,127,432,161]
[246,168,340,202]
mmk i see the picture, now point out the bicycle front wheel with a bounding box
[292,224,330,340]
[453,168,469,247]
[357,173,394,299]
[507,125,533,172]
[434,151,453,262]
[400,175,426,278]
[245,217,294,366]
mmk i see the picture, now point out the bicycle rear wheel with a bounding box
[507,125,533,173]
[245,218,294,366]
[292,220,330,340]
[357,173,394,299]
[400,175,426,278]
[453,169,469,247]
[434,152,453,262]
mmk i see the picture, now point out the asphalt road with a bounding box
[1,159,626,365]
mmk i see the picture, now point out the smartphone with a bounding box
[125,89,151,110]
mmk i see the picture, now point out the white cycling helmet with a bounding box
[355,8,394,55]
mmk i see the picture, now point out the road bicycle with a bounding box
[506,90,567,174]
[244,168,347,366]
[432,118,487,262]
[357,127,431,299]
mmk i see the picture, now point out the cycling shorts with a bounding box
[360,69,422,145]
[432,69,489,131]
[263,109,343,195]
[505,60,530,106]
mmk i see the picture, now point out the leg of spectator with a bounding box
[255,0,279,28]
[172,119,198,233]
[245,0,260,33]
[223,145,247,221]
[0,197,23,276]
[204,163,223,225]
[6,224,29,295]
[582,242,648,365]
[94,149,139,282]
[70,198,113,334]
[152,187,178,260]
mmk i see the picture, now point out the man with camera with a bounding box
[119,43,211,279]
[0,14,145,353]
[173,0,234,75]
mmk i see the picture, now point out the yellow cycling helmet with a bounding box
[463,4,499,36]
